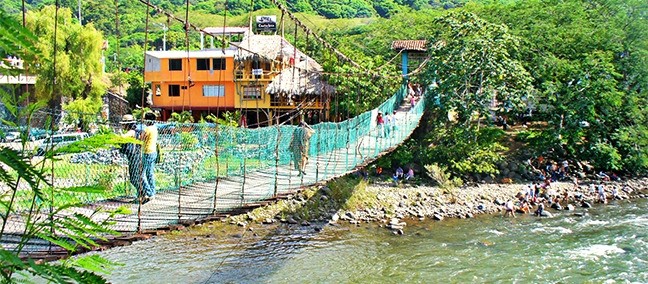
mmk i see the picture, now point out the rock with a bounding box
[433,214,444,221]
[566,204,575,211]
[494,199,505,206]
[551,203,562,210]
[465,213,474,218]
[390,218,400,226]
[539,211,553,218]
[581,201,592,208]
[349,220,359,225]
[236,221,247,227]
[397,229,404,235]
[320,195,329,201]
[262,218,274,224]
[345,212,355,220]
[321,186,332,196]
[301,221,311,226]
[574,213,585,217]
[287,217,298,224]
[331,213,340,222]
[389,224,404,230]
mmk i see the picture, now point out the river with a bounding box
[97,198,648,283]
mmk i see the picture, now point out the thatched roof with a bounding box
[236,33,307,62]
[391,40,428,52]
[265,59,335,96]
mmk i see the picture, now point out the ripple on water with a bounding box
[567,244,625,260]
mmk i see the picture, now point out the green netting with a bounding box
[5,84,428,233]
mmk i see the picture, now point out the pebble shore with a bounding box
[329,178,648,234]
[235,178,648,234]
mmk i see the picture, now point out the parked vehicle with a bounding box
[36,132,89,156]
[2,132,20,142]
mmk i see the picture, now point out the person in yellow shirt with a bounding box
[140,112,159,202]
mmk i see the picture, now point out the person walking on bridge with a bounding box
[290,121,315,176]
[140,112,159,203]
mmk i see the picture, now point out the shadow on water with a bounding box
[198,176,369,283]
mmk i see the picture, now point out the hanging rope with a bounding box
[136,0,152,233]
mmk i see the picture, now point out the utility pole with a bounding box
[77,0,82,23]
[155,23,168,51]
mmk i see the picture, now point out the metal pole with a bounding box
[163,25,167,51]
[78,0,82,23]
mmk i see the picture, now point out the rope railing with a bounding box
[0,86,427,243]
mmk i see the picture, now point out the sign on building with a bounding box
[256,15,277,32]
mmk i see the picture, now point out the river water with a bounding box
[98,198,648,283]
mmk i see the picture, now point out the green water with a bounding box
[98,198,648,283]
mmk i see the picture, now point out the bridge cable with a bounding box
[136,0,152,233]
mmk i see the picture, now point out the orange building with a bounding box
[144,29,334,125]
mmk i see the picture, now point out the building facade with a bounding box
[144,30,333,125]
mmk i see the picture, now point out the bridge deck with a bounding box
[4,92,427,252]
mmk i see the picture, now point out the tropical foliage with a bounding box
[0,13,123,283]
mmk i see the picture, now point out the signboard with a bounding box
[252,69,263,76]
[256,15,277,32]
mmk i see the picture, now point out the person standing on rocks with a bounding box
[597,182,607,204]
[504,200,516,218]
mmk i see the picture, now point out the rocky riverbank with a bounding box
[228,176,648,234]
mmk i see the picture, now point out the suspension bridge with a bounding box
[1,0,431,254]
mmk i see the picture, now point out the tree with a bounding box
[0,12,122,283]
[420,11,533,126]
[25,5,106,124]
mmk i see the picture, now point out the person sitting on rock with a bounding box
[518,200,530,214]
[598,171,611,181]
[534,203,545,217]
[405,167,414,181]
[392,172,399,185]
[611,186,621,200]
[395,167,404,179]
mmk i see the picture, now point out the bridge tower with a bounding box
[390,40,428,81]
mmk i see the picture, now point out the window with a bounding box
[169,59,182,71]
[155,85,161,96]
[203,85,225,97]
[196,58,210,70]
[168,85,180,97]
[263,62,271,71]
[212,58,226,70]
[243,85,262,100]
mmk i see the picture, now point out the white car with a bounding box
[3,132,20,142]
[36,132,89,156]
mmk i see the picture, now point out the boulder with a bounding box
[566,204,575,211]
[433,214,444,221]
[581,201,592,208]
[539,211,553,218]
[321,186,332,196]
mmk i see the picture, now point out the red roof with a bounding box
[391,40,428,51]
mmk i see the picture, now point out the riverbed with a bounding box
[96,197,648,283]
